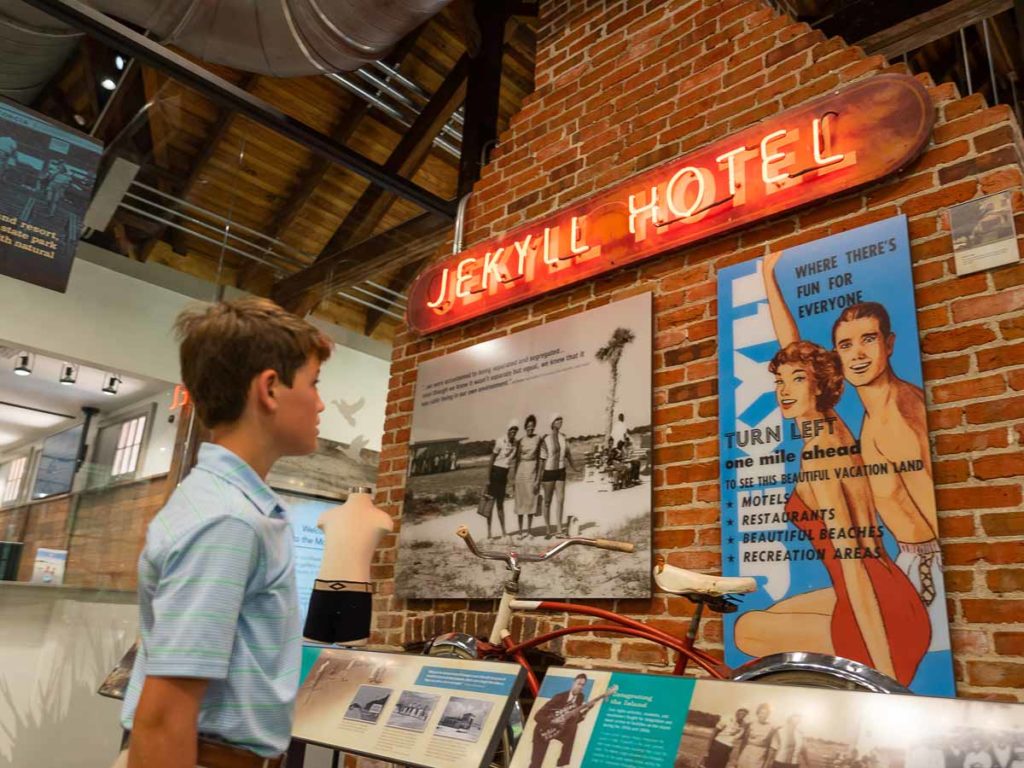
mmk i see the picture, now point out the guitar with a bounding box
[539,685,619,740]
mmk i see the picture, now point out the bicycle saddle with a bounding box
[653,555,756,597]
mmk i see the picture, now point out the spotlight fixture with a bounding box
[13,352,33,376]
[59,362,79,385]
[101,373,122,395]
[115,55,125,70]
[101,78,117,91]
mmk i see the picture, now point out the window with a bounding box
[1,456,29,506]
[111,415,147,478]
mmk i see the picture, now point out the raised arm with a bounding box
[762,251,800,348]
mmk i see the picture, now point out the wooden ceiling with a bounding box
[35,2,538,341]
[31,0,1023,343]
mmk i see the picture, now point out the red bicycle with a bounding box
[425,526,907,766]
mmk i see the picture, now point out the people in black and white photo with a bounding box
[539,414,579,539]
[485,421,518,539]
[770,714,809,768]
[704,705,750,768]
[736,703,777,768]
[514,414,542,537]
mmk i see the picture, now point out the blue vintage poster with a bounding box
[0,97,101,292]
[717,214,954,697]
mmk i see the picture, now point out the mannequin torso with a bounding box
[303,489,393,646]
[316,492,394,582]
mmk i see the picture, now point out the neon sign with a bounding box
[406,74,933,334]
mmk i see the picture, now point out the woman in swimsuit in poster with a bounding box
[734,260,929,686]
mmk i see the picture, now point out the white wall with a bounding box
[0,245,391,452]
[0,584,137,768]
[0,249,194,384]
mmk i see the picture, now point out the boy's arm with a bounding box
[128,677,208,768]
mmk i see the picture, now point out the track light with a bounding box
[115,55,125,71]
[59,362,78,385]
[101,78,116,91]
[13,352,33,376]
[102,373,122,395]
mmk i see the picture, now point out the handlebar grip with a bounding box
[594,538,635,553]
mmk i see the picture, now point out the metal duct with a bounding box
[88,0,454,77]
[0,1,80,103]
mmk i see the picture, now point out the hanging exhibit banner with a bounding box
[407,74,934,334]
[293,647,525,768]
[513,668,1024,768]
[396,292,652,599]
[0,98,102,292]
[716,215,954,697]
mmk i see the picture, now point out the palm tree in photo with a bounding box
[595,327,636,439]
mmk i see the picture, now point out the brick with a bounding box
[618,641,669,665]
[936,484,1022,510]
[994,632,1024,655]
[938,147,1018,185]
[765,30,821,68]
[902,180,978,217]
[915,272,987,308]
[966,395,1024,424]
[932,105,1013,145]
[907,140,971,174]
[921,323,996,354]
[921,354,970,380]
[975,125,1017,153]
[935,428,1009,455]
[962,598,1024,623]
[981,510,1024,536]
[966,662,1024,688]
[977,341,1024,371]
[564,639,612,658]
[944,93,986,122]
[987,567,1024,592]
[953,286,1024,323]
[931,374,1004,404]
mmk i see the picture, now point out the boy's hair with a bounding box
[175,298,332,428]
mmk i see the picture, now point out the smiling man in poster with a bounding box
[716,215,954,697]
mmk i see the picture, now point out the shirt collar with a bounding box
[194,443,286,518]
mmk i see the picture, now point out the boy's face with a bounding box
[274,355,324,455]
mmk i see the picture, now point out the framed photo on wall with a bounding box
[396,292,653,599]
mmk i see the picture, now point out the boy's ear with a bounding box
[253,369,280,413]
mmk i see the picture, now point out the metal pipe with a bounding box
[371,60,430,101]
[130,181,309,265]
[961,27,973,94]
[18,0,457,220]
[365,279,407,301]
[337,290,404,319]
[355,67,421,113]
[350,283,403,308]
[124,191,300,269]
[119,201,286,272]
[328,73,462,157]
[329,72,409,122]
[453,192,472,254]
[983,19,999,103]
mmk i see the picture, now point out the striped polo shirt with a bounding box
[121,443,301,757]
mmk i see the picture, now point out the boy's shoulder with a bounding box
[147,467,266,551]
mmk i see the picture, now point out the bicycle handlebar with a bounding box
[456,525,635,565]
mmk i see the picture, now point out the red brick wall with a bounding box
[372,0,1024,700]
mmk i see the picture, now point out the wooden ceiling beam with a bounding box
[459,0,510,195]
[857,0,1013,59]
[271,212,450,313]
[266,27,427,243]
[317,53,469,259]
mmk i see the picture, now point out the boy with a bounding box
[118,298,331,768]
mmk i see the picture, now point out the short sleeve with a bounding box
[145,516,260,679]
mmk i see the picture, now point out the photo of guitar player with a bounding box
[528,674,618,768]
